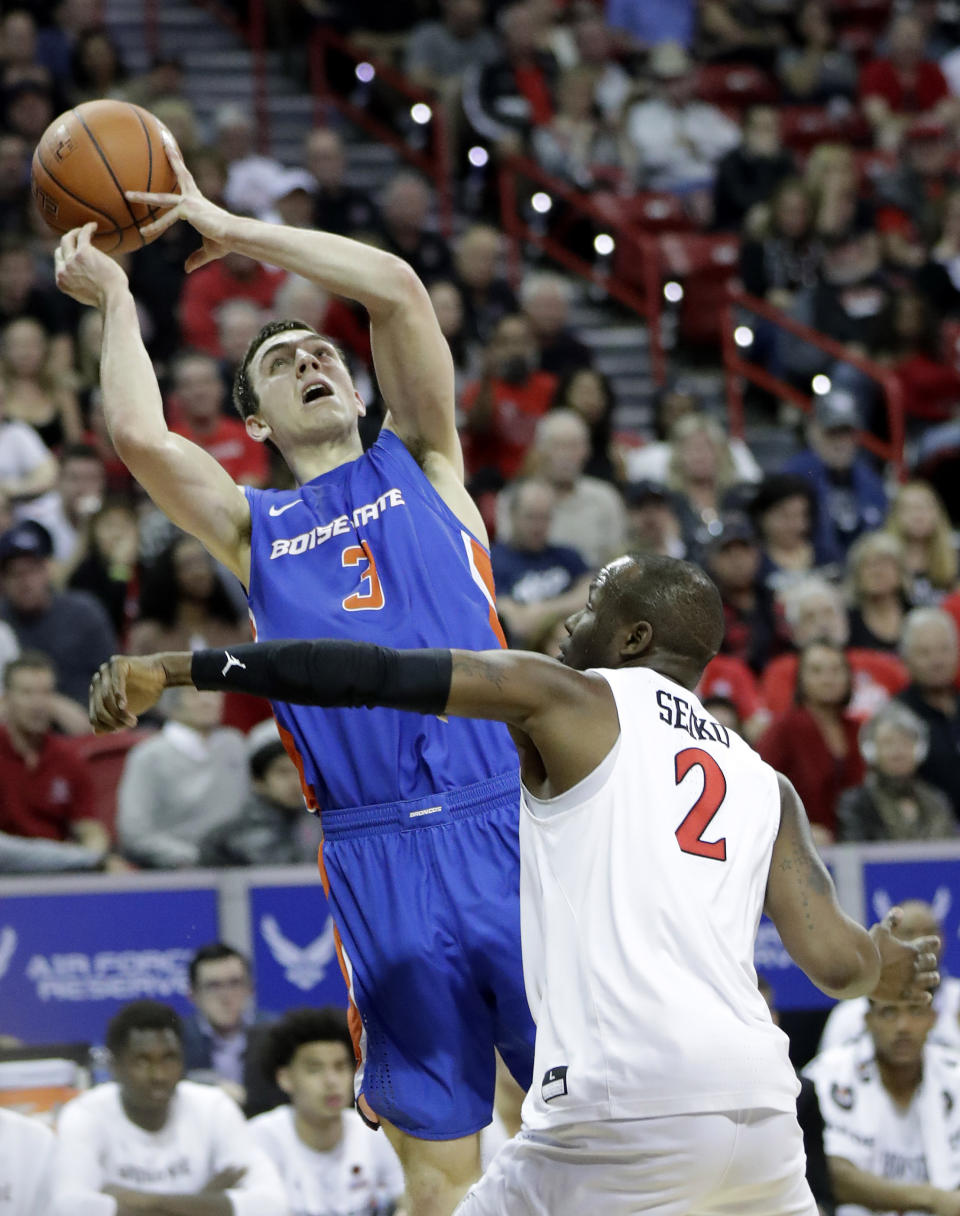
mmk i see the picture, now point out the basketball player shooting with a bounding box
[54,143,534,1216]
[92,553,940,1216]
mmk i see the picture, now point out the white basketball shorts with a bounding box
[455,1107,818,1216]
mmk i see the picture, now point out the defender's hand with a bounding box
[54,223,129,308]
[89,655,168,733]
[126,134,230,272]
[869,907,941,1004]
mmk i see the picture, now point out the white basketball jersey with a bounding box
[519,666,801,1130]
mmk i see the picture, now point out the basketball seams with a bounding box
[128,103,161,224]
[34,147,123,252]
[72,106,146,248]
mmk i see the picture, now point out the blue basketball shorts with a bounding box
[319,769,535,1140]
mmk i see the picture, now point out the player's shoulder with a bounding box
[59,1080,121,1122]
[248,1103,293,1141]
[802,1040,869,1085]
[176,1078,243,1115]
[0,1106,55,1146]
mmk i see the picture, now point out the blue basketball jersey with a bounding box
[245,429,519,813]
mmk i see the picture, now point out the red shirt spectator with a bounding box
[0,726,94,840]
[698,654,766,725]
[167,352,269,487]
[761,648,909,720]
[179,254,284,356]
[860,58,949,115]
[756,705,864,837]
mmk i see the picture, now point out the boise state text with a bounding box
[656,690,731,748]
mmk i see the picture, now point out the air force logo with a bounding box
[260,915,338,991]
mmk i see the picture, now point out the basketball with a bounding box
[31,99,179,255]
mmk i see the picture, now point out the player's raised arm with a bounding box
[129,144,462,475]
[54,225,250,583]
[90,641,620,797]
[765,774,940,1002]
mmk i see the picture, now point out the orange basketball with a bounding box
[31,99,179,254]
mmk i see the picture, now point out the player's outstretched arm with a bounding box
[90,641,620,797]
[54,225,250,583]
[765,775,940,1001]
[128,143,462,475]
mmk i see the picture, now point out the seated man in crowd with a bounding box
[0,520,116,720]
[818,900,960,1054]
[181,943,284,1118]
[781,390,887,565]
[491,477,591,648]
[250,1007,405,1215]
[0,650,110,871]
[51,1000,287,1216]
[198,720,322,867]
[805,981,960,1211]
[116,687,249,869]
[897,608,960,817]
[761,576,909,720]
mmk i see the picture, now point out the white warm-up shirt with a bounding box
[518,666,800,1131]
[0,1109,55,1215]
[819,977,960,1054]
[51,1080,288,1216]
[249,1105,403,1216]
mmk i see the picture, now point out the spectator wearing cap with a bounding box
[261,168,316,228]
[780,389,887,565]
[0,650,111,870]
[624,41,739,209]
[757,639,865,844]
[761,576,909,721]
[713,106,795,233]
[198,721,321,867]
[304,129,380,239]
[0,519,116,712]
[860,13,956,150]
[623,480,686,559]
[836,702,955,842]
[748,473,835,595]
[491,477,592,646]
[703,512,787,675]
[697,658,770,743]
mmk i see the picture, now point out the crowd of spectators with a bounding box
[3,0,960,872]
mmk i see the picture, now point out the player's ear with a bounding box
[621,619,653,659]
[276,1066,294,1098]
[245,413,271,444]
[355,389,366,418]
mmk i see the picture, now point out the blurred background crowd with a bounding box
[4,0,960,872]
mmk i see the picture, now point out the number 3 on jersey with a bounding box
[342,542,384,611]
[674,748,727,862]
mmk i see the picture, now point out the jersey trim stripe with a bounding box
[463,532,508,649]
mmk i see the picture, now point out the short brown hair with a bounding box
[232,319,346,421]
[3,649,55,690]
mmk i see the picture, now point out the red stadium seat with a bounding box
[72,728,155,839]
[694,64,779,108]
[780,106,871,154]
[659,233,742,347]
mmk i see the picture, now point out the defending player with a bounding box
[92,552,940,1216]
[54,144,533,1216]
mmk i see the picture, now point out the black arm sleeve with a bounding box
[191,640,453,715]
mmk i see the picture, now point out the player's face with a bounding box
[113,1029,183,1120]
[560,559,631,670]
[278,1041,354,1124]
[248,330,363,449]
[190,957,252,1033]
[865,1001,936,1067]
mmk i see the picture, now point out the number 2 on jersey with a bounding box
[674,747,727,862]
[342,542,385,611]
